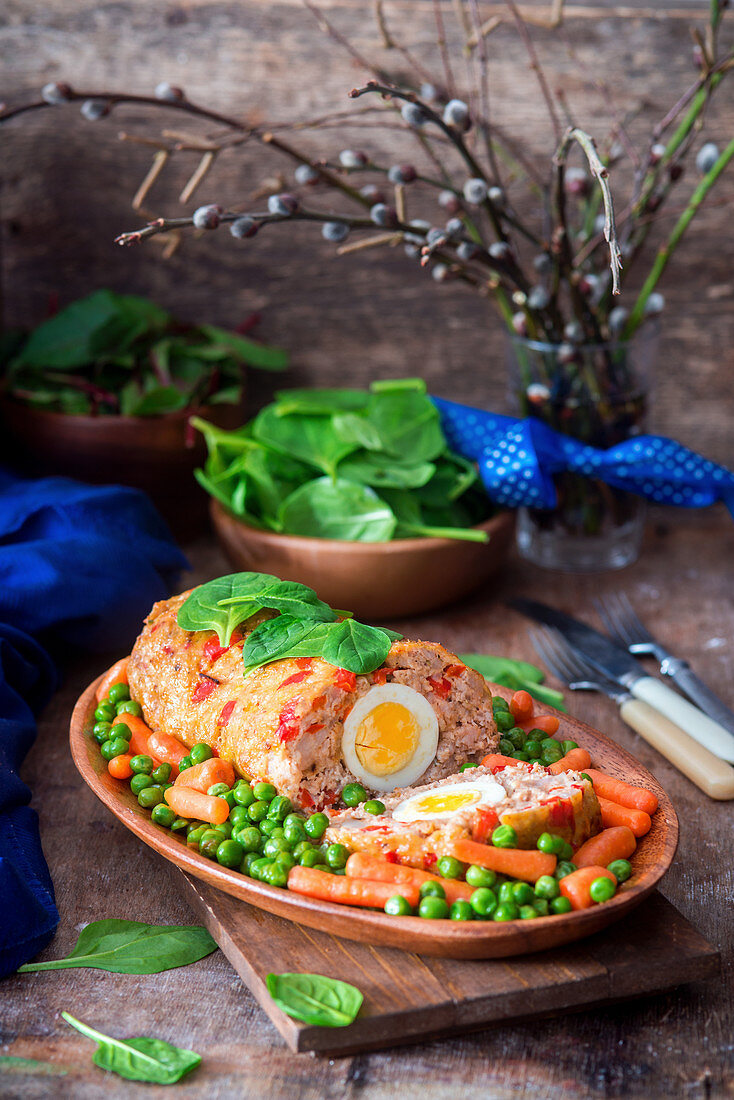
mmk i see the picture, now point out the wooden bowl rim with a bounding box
[211,499,515,553]
[70,673,678,959]
[0,394,240,428]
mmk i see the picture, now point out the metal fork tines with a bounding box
[596,593,734,736]
[529,626,630,703]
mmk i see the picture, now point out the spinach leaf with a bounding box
[366,388,446,462]
[337,451,436,489]
[332,413,384,451]
[252,407,359,476]
[241,616,324,673]
[62,1013,201,1085]
[273,388,369,415]
[13,291,151,369]
[320,619,393,671]
[459,654,567,711]
[242,616,400,675]
[18,920,217,974]
[266,973,363,1028]
[0,1056,68,1076]
[120,384,189,417]
[199,324,288,370]
[278,477,397,541]
[177,572,277,644]
[218,579,336,623]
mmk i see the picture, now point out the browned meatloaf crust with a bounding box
[127,591,499,810]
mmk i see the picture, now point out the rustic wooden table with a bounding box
[2,506,733,1099]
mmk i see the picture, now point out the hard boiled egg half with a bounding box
[392,776,506,823]
[341,684,439,793]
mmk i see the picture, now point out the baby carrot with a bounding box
[112,713,155,758]
[510,689,534,723]
[147,730,189,774]
[108,753,133,780]
[95,658,129,703]
[345,853,474,904]
[174,757,236,793]
[481,753,528,772]
[585,769,659,815]
[520,714,560,736]
[287,866,421,909]
[560,866,617,910]
[548,747,592,775]
[573,826,637,869]
[597,796,652,837]
[449,838,557,883]
[164,786,230,825]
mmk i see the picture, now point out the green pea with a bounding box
[263,862,289,888]
[232,781,255,808]
[116,700,142,718]
[534,875,561,900]
[268,795,293,822]
[459,763,479,772]
[325,844,349,870]
[108,683,130,705]
[130,755,154,775]
[150,804,176,828]
[292,840,314,861]
[229,805,250,830]
[419,881,445,900]
[493,902,519,922]
[199,830,223,859]
[537,832,566,855]
[274,851,296,871]
[94,702,116,723]
[100,738,127,761]
[304,812,329,839]
[190,743,213,766]
[436,856,465,880]
[555,860,577,880]
[470,887,497,919]
[138,786,164,809]
[449,899,474,921]
[92,719,112,739]
[550,896,573,915]
[151,763,172,784]
[540,746,563,766]
[249,857,273,880]
[512,882,536,906]
[541,737,561,753]
[418,896,449,920]
[283,819,307,846]
[247,800,269,823]
[465,865,497,889]
[519,904,539,919]
[589,876,616,903]
[208,783,231,798]
[498,738,515,755]
[178,756,193,772]
[299,848,322,867]
[492,697,511,715]
[533,898,550,916]
[385,895,413,916]
[495,711,516,733]
[508,727,527,749]
[511,750,530,761]
[186,824,208,847]
[212,821,232,839]
[234,826,262,853]
[253,781,277,802]
[311,863,331,874]
[341,782,367,808]
[216,839,244,869]
[524,740,543,759]
[491,824,517,849]
[170,817,189,832]
[129,770,154,796]
[258,818,280,837]
[364,800,385,816]
[607,859,632,882]
[241,852,262,876]
[558,841,574,861]
[498,881,516,906]
[561,740,579,754]
[263,836,290,859]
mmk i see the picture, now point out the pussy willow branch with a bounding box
[0,89,248,131]
[556,127,622,295]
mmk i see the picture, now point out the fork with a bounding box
[530,627,734,800]
[597,593,734,737]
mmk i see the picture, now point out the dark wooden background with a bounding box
[1,1,733,461]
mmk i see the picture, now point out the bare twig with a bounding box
[132,151,170,210]
[556,127,622,294]
[179,150,217,205]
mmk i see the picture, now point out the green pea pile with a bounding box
[91,683,144,761]
[492,696,578,765]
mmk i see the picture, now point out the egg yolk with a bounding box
[354,702,419,777]
[410,790,481,815]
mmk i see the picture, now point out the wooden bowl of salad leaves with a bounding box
[0,290,287,538]
[197,379,514,619]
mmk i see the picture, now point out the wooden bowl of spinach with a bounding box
[197,379,514,618]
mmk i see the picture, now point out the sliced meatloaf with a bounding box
[127,590,499,810]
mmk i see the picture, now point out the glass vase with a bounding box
[506,329,657,572]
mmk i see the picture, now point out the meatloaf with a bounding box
[325,763,602,868]
[127,590,499,810]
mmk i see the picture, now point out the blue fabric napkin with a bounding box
[0,471,187,978]
[434,397,734,515]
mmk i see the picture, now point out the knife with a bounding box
[510,598,734,764]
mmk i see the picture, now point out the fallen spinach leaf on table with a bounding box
[459,654,567,711]
[266,973,363,1028]
[0,1056,68,1077]
[62,1013,201,1085]
[17,919,217,974]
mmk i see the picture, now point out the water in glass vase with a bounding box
[507,329,657,572]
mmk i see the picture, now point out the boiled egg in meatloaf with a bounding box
[391,776,505,823]
[341,684,439,792]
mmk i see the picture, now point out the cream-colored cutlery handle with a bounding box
[620,697,734,800]
[632,676,734,763]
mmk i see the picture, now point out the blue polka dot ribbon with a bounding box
[433,396,734,514]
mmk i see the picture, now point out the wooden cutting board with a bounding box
[176,871,718,1057]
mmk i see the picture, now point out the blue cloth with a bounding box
[434,397,734,515]
[0,471,187,977]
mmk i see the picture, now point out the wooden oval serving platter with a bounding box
[70,675,678,960]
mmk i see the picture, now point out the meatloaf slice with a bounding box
[127,589,499,811]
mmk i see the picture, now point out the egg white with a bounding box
[392,777,506,823]
[341,683,439,793]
